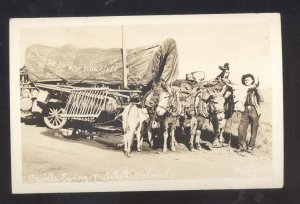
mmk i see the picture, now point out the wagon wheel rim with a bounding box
[44,106,67,129]
[46,108,63,125]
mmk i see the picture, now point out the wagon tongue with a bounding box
[93,124,122,132]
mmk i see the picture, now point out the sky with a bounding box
[20,18,272,88]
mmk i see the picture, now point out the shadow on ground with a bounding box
[39,122,240,154]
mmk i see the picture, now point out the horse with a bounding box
[141,79,182,153]
[154,85,182,153]
[182,80,233,151]
[122,103,149,158]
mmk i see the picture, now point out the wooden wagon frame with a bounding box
[24,79,143,130]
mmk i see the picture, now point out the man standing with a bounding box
[235,74,264,153]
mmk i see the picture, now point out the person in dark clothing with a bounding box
[216,63,230,83]
[216,63,232,102]
[235,73,264,153]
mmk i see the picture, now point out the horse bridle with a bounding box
[156,92,173,112]
[208,99,225,115]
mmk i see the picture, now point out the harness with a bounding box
[177,84,228,122]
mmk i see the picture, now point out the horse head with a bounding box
[155,87,172,117]
[206,93,226,121]
[153,80,181,116]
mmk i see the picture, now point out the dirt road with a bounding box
[22,123,272,183]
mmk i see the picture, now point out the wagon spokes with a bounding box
[43,104,67,129]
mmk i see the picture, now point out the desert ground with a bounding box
[21,90,272,182]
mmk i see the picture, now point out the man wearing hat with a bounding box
[235,73,264,153]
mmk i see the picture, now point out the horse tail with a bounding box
[122,103,134,133]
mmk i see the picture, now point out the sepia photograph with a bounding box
[10,14,283,193]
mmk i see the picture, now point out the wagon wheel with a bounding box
[43,103,67,129]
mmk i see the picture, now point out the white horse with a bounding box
[122,103,149,158]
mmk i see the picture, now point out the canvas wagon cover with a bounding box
[25,38,178,86]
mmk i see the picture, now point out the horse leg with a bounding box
[147,127,153,148]
[136,124,142,152]
[219,120,229,147]
[189,117,197,151]
[212,129,221,148]
[212,129,222,148]
[195,130,202,150]
[174,137,178,146]
[211,116,221,148]
[220,128,228,147]
[178,115,185,145]
[126,129,135,158]
[163,127,168,153]
[173,132,178,147]
[123,132,128,157]
[170,124,176,152]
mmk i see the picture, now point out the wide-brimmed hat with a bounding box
[241,73,255,85]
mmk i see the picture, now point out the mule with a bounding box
[142,79,182,153]
[154,87,182,153]
[178,80,233,151]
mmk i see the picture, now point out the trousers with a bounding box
[238,106,260,149]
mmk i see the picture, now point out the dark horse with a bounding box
[180,80,234,151]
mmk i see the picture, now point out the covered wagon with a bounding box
[20,38,179,129]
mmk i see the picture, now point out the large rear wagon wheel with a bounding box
[43,103,67,129]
